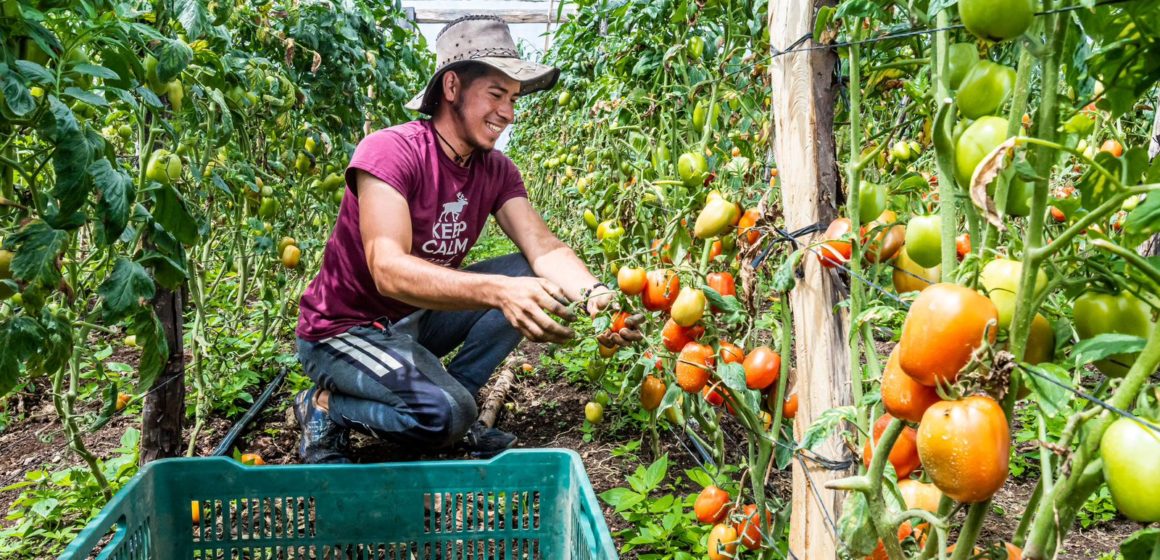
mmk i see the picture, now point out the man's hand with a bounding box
[495,277,577,343]
[585,285,616,317]
[596,313,646,347]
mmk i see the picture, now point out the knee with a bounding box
[416,396,477,447]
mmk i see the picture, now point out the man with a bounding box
[293,15,642,463]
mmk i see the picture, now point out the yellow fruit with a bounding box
[281,245,301,268]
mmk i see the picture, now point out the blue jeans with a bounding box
[296,253,532,449]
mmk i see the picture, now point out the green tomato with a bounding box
[954,116,1009,188]
[1074,291,1155,377]
[557,90,572,108]
[652,145,671,172]
[890,141,913,163]
[692,101,720,132]
[165,79,184,112]
[959,0,1034,42]
[117,124,133,139]
[1100,416,1160,522]
[145,150,183,185]
[686,35,705,61]
[693,198,735,239]
[583,209,599,230]
[946,43,979,90]
[980,258,1047,329]
[857,181,887,224]
[584,401,605,424]
[258,197,280,220]
[904,214,942,268]
[956,61,1016,119]
[593,390,611,407]
[677,151,708,187]
[987,176,1034,217]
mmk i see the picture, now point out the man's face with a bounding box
[446,70,520,151]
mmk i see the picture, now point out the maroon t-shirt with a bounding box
[296,120,527,341]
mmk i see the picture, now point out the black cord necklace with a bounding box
[433,125,472,167]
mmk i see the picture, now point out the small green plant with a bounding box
[598,454,710,558]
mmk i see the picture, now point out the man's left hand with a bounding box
[584,285,616,317]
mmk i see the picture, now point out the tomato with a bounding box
[988,177,1034,217]
[165,79,184,111]
[865,522,913,560]
[904,215,942,268]
[694,485,731,524]
[1024,313,1055,365]
[782,393,798,419]
[817,218,853,268]
[596,219,625,241]
[881,347,942,423]
[890,141,914,164]
[677,151,708,187]
[864,211,905,264]
[899,283,999,386]
[115,393,131,412]
[617,266,647,295]
[719,341,745,364]
[1050,206,1066,223]
[676,342,715,393]
[742,346,780,390]
[955,61,1016,119]
[917,395,1010,503]
[584,401,604,424]
[702,382,726,407]
[662,320,703,355]
[733,504,772,549]
[946,42,979,89]
[191,501,201,524]
[123,335,137,347]
[642,270,680,311]
[1073,290,1155,377]
[979,259,1047,329]
[278,236,297,255]
[598,342,617,358]
[898,479,942,513]
[1100,416,1160,522]
[738,208,761,245]
[145,149,183,185]
[708,240,723,261]
[671,288,706,327]
[955,233,971,261]
[695,198,736,239]
[858,181,888,223]
[281,245,301,268]
[259,197,280,220]
[609,311,630,334]
[893,247,941,294]
[686,35,706,61]
[640,375,666,411]
[557,90,572,107]
[707,272,736,311]
[954,116,1009,188]
[707,523,738,560]
[1100,139,1124,158]
[583,209,598,230]
[692,100,720,131]
[959,0,1033,42]
[863,413,921,480]
[239,453,266,466]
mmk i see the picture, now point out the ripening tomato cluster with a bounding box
[694,485,776,558]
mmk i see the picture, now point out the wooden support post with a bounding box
[479,368,515,428]
[769,0,852,557]
[139,286,185,464]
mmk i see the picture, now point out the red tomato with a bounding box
[676,342,715,393]
[898,283,998,387]
[642,270,680,311]
[742,346,780,390]
[662,319,704,353]
[917,395,1010,503]
[862,413,921,480]
[719,341,745,364]
[955,233,971,262]
[817,218,853,268]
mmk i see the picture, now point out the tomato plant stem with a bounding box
[846,34,868,424]
[932,9,957,276]
[949,501,988,560]
[865,417,908,560]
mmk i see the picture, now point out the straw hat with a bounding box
[405,15,560,115]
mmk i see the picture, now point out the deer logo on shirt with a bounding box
[423,193,470,264]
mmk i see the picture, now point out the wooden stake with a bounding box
[479,368,515,428]
[769,0,853,557]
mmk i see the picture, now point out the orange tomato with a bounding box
[865,222,905,264]
[662,319,705,353]
[709,240,723,260]
[191,501,201,524]
[676,342,715,393]
[640,375,666,411]
[898,283,998,387]
[733,504,772,549]
[719,341,746,364]
[782,393,798,419]
[642,270,680,311]
[609,311,629,334]
[707,523,739,560]
[898,479,942,512]
[817,218,853,268]
[862,413,921,480]
[1050,206,1066,223]
[917,395,1010,503]
[1100,139,1123,158]
[738,208,761,245]
[599,342,618,358]
[881,347,942,423]
[617,266,647,295]
[707,271,736,313]
[239,453,265,466]
[742,346,780,390]
[694,485,731,524]
[955,233,971,261]
[116,393,131,412]
[865,522,913,560]
[651,239,673,264]
[702,383,726,407]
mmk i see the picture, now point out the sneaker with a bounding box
[462,421,518,459]
[293,388,352,464]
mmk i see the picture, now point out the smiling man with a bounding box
[292,16,642,463]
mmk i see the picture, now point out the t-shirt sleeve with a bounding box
[491,154,529,214]
[345,129,418,200]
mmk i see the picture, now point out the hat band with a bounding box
[439,47,520,67]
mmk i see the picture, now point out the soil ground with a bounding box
[0,341,1136,559]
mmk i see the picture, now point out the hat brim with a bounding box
[405,57,561,115]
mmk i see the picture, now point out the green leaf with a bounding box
[1,71,36,117]
[684,468,715,489]
[155,39,193,83]
[71,63,119,80]
[8,222,66,287]
[1125,192,1160,236]
[836,492,878,557]
[41,98,92,215]
[14,60,54,84]
[641,455,669,492]
[1073,333,1147,369]
[132,309,168,391]
[1020,363,1073,418]
[1120,527,1160,560]
[799,405,856,452]
[62,86,108,107]
[174,0,210,40]
[702,286,742,314]
[152,183,199,245]
[98,258,155,320]
[599,487,645,512]
[771,249,802,292]
[89,159,133,239]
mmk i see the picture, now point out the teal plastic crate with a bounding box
[60,449,616,559]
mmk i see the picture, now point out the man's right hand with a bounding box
[495,277,577,343]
